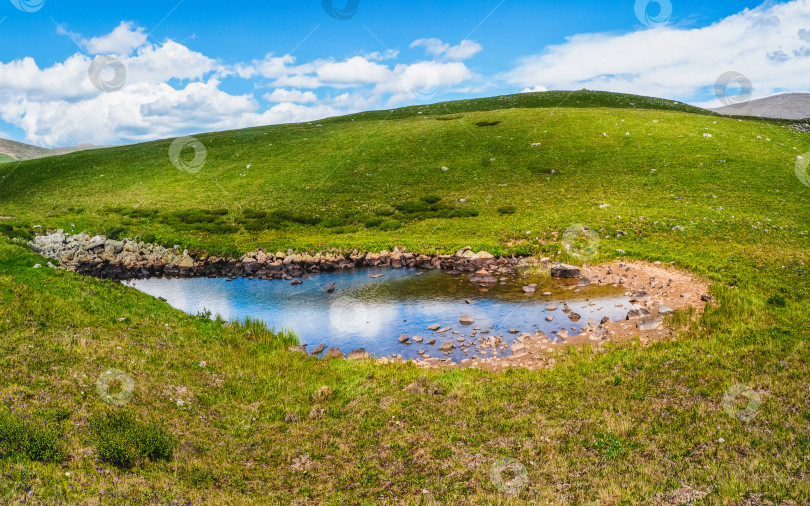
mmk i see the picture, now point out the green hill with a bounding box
[0,91,809,503]
[0,90,806,260]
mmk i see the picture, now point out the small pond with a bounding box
[124,267,639,362]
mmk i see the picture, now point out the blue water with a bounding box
[124,268,635,361]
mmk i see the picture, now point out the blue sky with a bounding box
[0,0,805,146]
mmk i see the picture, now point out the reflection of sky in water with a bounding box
[124,268,636,361]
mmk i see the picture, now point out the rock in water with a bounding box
[551,264,581,278]
[323,347,345,359]
[428,323,441,331]
[577,277,591,287]
[291,279,303,285]
[398,334,410,344]
[568,312,581,322]
[310,344,327,355]
[325,282,336,293]
[438,341,456,352]
[469,269,497,285]
[347,348,370,360]
[412,335,424,344]
[459,314,474,325]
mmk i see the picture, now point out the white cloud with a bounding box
[82,21,148,55]
[521,85,548,93]
[0,25,480,147]
[503,0,810,106]
[410,38,483,60]
[264,89,318,103]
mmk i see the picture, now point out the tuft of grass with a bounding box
[89,412,175,469]
[0,409,65,463]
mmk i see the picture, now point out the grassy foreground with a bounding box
[0,91,809,503]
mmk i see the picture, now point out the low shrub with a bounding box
[378,219,402,231]
[90,412,175,469]
[0,409,65,462]
[497,206,517,215]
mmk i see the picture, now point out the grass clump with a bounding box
[0,409,65,463]
[89,412,175,469]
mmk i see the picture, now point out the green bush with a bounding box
[90,412,175,469]
[378,219,402,231]
[767,294,787,307]
[420,195,442,204]
[364,217,384,228]
[394,200,430,213]
[322,217,349,228]
[105,226,127,240]
[497,206,517,215]
[475,120,501,127]
[0,409,65,462]
[0,225,33,242]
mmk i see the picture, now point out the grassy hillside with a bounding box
[1,91,809,503]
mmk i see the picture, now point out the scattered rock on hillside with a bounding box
[637,317,663,331]
[658,305,674,315]
[288,345,307,354]
[626,308,651,320]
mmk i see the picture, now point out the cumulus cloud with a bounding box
[410,38,483,60]
[503,0,810,107]
[82,21,148,55]
[0,24,480,147]
[263,89,318,103]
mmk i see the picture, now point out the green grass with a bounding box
[0,90,808,503]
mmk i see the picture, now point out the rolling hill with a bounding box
[0,137,99,163]
[0,90,809,503]
[710,92,810,120]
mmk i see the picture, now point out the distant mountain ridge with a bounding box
[0,138,99,163]
[709,93,810,120]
